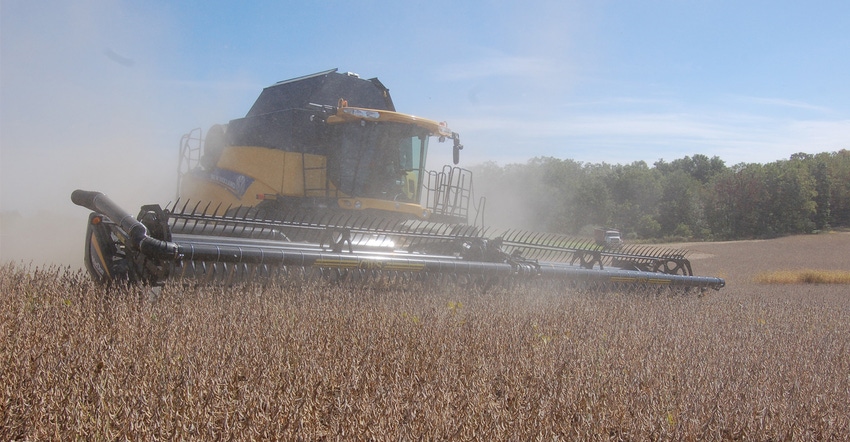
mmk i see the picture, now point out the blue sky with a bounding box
[2,0,849,216]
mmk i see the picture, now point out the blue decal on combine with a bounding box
[210,168,254,198]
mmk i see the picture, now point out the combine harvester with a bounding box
[71,69,724,291]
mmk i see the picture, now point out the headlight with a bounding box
[343,108,380,120]
[437,122,453,138]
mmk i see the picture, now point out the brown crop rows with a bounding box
[2,234,850,439]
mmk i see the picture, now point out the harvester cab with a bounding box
[72,68,724,291]
[178,68,472,224]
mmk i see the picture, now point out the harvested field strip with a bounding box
[755,269,850,284]
[2,263,849,440]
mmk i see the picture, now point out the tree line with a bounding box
[472,150,850,241]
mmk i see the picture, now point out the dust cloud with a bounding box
[470,164,547,232]
[0,3,244,268]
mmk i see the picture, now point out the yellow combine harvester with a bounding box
[178,69,468,223]
[72,69,724,291]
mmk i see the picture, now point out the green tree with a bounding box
[826,149,850,227]
[705,164,767,239]
[655,154,726,184]
[605,161,661,236]
[473,149,848,241]
[656,170,701,238]
[573,164,614,232]
[760,158,817,235]
[810,153,832,229]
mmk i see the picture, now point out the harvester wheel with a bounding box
[134,205,173,285]
[572,251,603,270]
[321,227,353,253]
[652,259,688,275]
[83,213,131,285]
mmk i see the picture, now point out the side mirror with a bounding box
[452,134,463,165]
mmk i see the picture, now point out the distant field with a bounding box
[2,233,849,440]
[669,231,850,287]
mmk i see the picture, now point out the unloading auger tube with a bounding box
[71,190,725,290]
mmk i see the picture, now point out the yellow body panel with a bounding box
[327,106,454,138]
[180,175,259,213]
[181,146,333,212]
[216,146,330,197]
[337,198,430,219]
[181,145,432,219]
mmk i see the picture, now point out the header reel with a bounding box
[72,190,725,292]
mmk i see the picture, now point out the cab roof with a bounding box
[246,68,395,117]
